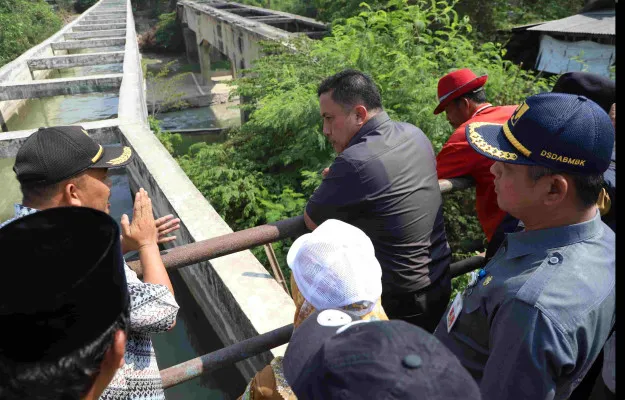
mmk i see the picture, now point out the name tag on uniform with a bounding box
[446,292,463,332]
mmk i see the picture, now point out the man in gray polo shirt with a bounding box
[304,69,452,332]
[434,93,615,399]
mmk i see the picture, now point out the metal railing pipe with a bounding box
[127,177,475,277]
[160,323,294,389]
[158,255,484,389]
[127,215,308,277]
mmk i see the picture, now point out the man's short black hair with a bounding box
[317,69,383,111]
[454,87,487,105]
[20,180,66,207]
[0,309,129,400]
[528,166,605,209]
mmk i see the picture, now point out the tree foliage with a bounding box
[0,0,62,67]
[166,0,556,286]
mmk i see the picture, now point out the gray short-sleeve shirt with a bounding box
[434,212,615,400]
[306,111,451,293]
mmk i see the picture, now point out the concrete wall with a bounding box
[117,123,295,380]
[0,0,107,129]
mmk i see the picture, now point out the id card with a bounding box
[446,292,463,333]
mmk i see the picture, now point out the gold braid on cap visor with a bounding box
[467,122,519,161]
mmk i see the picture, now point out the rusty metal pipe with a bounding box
[128,177,475,276]
[159,255,481,389]
[160,323,294,389]
[127,215,309,277]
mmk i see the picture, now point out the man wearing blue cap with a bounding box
[433,93,615,400]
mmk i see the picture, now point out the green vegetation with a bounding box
[142,60,189,116]
[155,0,556,290]
[0,0,63,67]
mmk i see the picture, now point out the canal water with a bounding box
[0,49,247,399]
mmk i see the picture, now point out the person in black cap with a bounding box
[2,126,180,400]
[434,93,615,400]
[282,308,481,399]
[551,71,616,233]
[0,207,129,400]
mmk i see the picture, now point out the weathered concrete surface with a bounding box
[65,29,126,40]
[51,37,126,50]
[0,119,121,158]
[74,23,127,31]
[0,0,112,125]
[115,3,295,380]
[118,122,295,380]
[178,0,327,124]
[0,74,123,101]
[91,11,126,16]
[179,0,292,77]
[83,17,126,23]
[27,51,124,71]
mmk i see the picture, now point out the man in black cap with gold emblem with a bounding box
[0,207,129,400]
[1,126,180,400]
[434,93,615,400]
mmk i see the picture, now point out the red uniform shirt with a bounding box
[436,105,518,241]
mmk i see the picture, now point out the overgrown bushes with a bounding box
[139,11,184,51]
[157,0,555,287]
[0,0,62,67]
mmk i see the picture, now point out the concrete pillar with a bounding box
[197,40,212,85]
[182,27,199,64]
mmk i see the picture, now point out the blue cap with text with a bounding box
[465,92,614,174]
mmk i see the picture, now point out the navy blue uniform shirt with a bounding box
[306,111,451,293]
[434,211,615,400]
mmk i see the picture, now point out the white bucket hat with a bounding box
[286,219,382,310]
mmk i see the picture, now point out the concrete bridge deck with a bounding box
[0,0,295,382]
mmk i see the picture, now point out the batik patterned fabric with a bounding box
[100,264,179,400]
[0,204,38,228]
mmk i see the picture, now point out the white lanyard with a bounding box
[471,103,493,119]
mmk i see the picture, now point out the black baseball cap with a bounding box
[466,93,614,174]
[14,125,133,185]
[0,207,129,362]
[552,72,615,113]
[283,309,481,400]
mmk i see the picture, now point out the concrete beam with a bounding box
[27,51,125,71]
[89,11,126,16]
[74,23,127,31]
[0,120,121,158]
[247,15,287,19]
[65,29,126,40]
[93,7,125,12]
[51,37,126,50]
[83,16,126,23]
[255,17,296,24]
[0,74,123,101]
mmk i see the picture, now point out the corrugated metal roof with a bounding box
[527,10,615,36]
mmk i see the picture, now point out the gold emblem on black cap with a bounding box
[107,146,132,165]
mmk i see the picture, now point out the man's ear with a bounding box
[543,174,568,207]
[62,180,82,207]
[82,329,126,400]
[354,105,368,125]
